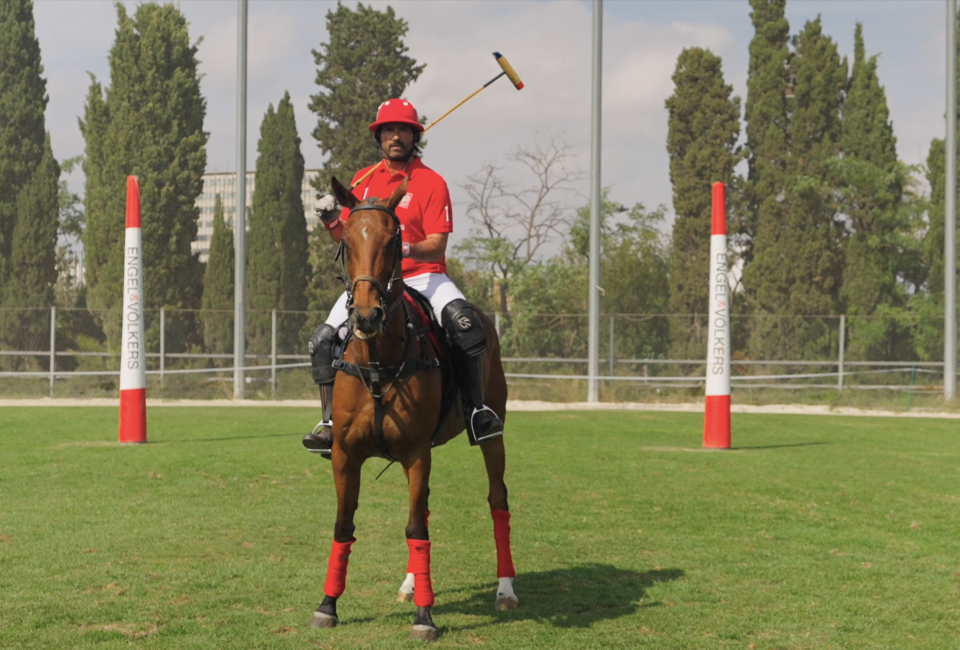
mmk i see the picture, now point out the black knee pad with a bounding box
[308,324,338,385]
[441,299,487,358]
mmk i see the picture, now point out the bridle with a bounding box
[337,201,404,340]
[334,198,429,464]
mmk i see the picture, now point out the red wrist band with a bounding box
[323,218,341,231]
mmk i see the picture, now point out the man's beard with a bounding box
[382,142,414,162]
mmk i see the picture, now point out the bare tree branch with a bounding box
[456,136,584,314]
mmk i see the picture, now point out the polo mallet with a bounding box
[349,51,525,188]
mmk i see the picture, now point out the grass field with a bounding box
[1,407,959,649]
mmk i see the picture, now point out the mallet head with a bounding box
[493,52,524,90]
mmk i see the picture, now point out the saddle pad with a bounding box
[403,291,446,364]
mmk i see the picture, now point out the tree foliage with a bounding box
[0,0,60,359]
[831,24,924,361]
[456,138,582,316]
[498,190,670,361]
[741,0,790,265]
[665,46,742,359]
[306,2,423,319]
[308,1,424,194]
[81,3,207,348]
[247,92,309,354]
[201,194,234,359]
[744,16,847,360]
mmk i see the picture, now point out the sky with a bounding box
[33,0,949,250]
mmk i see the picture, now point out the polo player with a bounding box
[303,99,504,457]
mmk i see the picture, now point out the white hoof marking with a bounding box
[397,572,415,603]
[495,577,518,611]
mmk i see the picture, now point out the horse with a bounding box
[307,177,516,641]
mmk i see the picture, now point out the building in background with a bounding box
[193,169,321,262]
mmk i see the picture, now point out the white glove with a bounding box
[314,195,339,225]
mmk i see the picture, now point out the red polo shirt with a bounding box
[340,157,453,278]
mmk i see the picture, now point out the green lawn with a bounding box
[1,407,958,649]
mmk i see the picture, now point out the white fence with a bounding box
[0,307,947,398]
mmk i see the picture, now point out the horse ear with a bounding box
[331,177,357,209]
[384,178,408,211]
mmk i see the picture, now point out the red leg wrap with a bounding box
[492,509,516,578]
[323,537,356,598]
[406,539,435,607]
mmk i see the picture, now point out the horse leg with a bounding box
[397,467,429,603]
[308,458,362,628]
[397,466,415,602]
[481,436,518,611]
[405,452,438,641]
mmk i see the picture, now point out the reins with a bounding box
[333,201,440,462]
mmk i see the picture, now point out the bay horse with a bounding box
[307,177,516,641]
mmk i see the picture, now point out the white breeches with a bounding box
[324,272,466,327]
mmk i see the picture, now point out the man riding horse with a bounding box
[303,98,504,456]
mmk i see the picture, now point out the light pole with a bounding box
[946,0,957,400]
[587,0,603,403]
[234,0,248,399]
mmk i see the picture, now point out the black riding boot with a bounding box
[303,323,338,459]
[458,354,504,446]
[302,382,334,457]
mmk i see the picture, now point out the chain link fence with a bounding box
[0,307,950,407]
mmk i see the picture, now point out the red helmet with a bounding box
[368,99,424,133]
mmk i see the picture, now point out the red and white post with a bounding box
[704,182,731,449]
[119,176,147,444]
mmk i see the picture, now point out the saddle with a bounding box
[331,286,460,444]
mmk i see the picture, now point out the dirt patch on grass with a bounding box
[78,622,158,639]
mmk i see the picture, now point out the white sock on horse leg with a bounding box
[399,572,415,595]
[497,577,515,599]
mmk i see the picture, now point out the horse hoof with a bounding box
[410,624,439,641]
[495,596,519,611]
[397,590,415,603]
[307,611,338,628]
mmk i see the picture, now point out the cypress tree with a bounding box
[81,3,207,347]
[922,11,960,314]
[247,92,309,355]
[841,25,897,169]
[665,47,741,359]
[0,0,60,357]
[201,194,234,360]
[308,2,425,194]
[306,235,344,321]
[745,16,846,360]
[740,0,790,267]
[3,136,60,356]
[925,139,947,299]
[836,24,917,359]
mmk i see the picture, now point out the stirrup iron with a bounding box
[467,405,504,445]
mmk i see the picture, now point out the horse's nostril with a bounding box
[349,306,384,333]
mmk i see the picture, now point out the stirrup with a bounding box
[467,405,504,446]
[303,419,333,458]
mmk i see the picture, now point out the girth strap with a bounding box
[333,296,444,461]
[332,357,439,382]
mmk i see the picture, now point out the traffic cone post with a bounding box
[119,176,147,444]
[704,182,731,449]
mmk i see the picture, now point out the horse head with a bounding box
[331,176,409,339]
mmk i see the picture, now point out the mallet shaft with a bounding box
[351,52,523,189]
[422,85,486,134]
[352,78,498,188]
